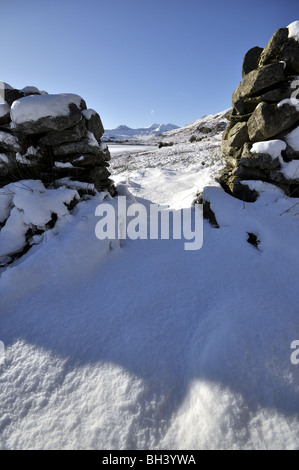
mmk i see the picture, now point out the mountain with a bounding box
[103,123,179,141]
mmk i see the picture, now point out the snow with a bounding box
[54,161,74,169]
[288,20,299,42]
[86,131,100,147]
[0,154,9,165]
[0,131,20,151]
[277,98,299,111]
[55,178,96,192]
[280,160,299,180]
[108,144,157,155]
[20,86,41,94]
[0,180,79,261]
[251,139,286,158]
[285,125,299,151]
[0,100,10,118]
[1,111,299,450]
[10,93,84,124]
[82,109,97,120]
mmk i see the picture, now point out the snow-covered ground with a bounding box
[0,111,299,450]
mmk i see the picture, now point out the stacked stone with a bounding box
[221,21,299,201]
[0,82,114,194]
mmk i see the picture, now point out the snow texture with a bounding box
[0,100,10,118]
[251,140,286,158]
[288,20,299,42]
[0,111,299,450]
[20,86,42,94]
[285,125,299,151]
[0,180,79,261]
[10,93,84,124]
[82,109,97,120]
[277,98,299,111]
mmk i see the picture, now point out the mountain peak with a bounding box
[103,123,179,141]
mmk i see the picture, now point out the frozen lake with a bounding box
[108,143,157,156]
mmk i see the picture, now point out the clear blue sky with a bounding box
[1,0,298,129]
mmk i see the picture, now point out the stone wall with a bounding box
[0,82,115,195]
[221,21,299,201]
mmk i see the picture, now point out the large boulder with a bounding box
[38,118,87,146]
[10,94,87,134]
[247,101,299,141]
[226,121,249,148]
[242,46,263,77]
[232,62,286,106]
[52,134,103,157]
[82,109,104,144]
[259,25,299,74]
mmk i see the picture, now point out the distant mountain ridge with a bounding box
[103,123,179,141]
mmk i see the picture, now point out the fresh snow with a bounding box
[285,125,299,151]
[251,139,299,180]
[0,100,10,118]
[0,154,9,165]
[20,86,41,94]
[10,93,83,124]
[251,140,286,159]
[277,98,299,111]
[0,180,79,261]
[0,131,20,152]
[103,123,179,142]
[86,131,100,147]
[288,20,299,42]
[0,111,299,450]
[280,160,299,180]
[82,109,97,120]
[54,161,74,169]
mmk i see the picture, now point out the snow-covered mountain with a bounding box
[103,122,179,141]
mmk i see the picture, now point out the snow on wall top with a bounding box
[287,21,299,42]
[10,93,84,124]
[82,109,97,120]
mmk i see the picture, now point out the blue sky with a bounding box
[1,0,298,129]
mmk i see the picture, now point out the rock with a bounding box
[234,165,266,179]
[38,118,87,146]
[233,77,297,115]
[240,151,281,171]
[214,121,227,133]
[279,38,299,74]
[0,84,113,195]
[0,83,25,106]
[226,122,249,148]
[232,62,286,106]
[0,130,21,153]
[203,200,219,228]
[222,121,235,140]
[82,109,104,144]
[247,101,299,141]
[52,137,102,157]
[0,101,11,125]
[11,94,86,135]
[258,28,289,67]
[232,178,259,202]
[242,46,263,77]
[70,153,106,167]
[259,28,299,73]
